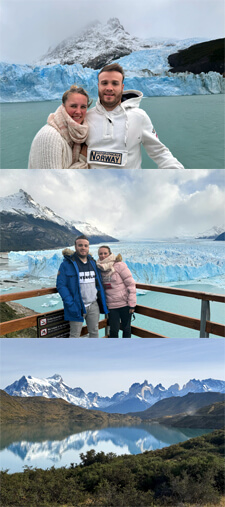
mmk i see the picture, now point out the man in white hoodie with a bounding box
[86,63,184,169]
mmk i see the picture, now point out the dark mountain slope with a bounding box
[131,392,225,419]
[156,400,225,429]
[168,38,225,74]
[0,212,116,251]
[215,232,225,241]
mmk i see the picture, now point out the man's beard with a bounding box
[99,91,123,110]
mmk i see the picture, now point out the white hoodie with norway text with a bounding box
[86,90,184,169]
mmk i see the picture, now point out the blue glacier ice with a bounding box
[3,241,225,287]
[1,46,224,102]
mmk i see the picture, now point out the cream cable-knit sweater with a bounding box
[28,125,88,169]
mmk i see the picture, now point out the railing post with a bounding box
[200,300,210,338]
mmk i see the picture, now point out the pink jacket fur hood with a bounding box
[96,253,136,309]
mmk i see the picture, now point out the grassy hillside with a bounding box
[134,392,225,420]
[0,390,140,425]
[1,429,224,506]
[0,302,37,338]
[153,401,225,429]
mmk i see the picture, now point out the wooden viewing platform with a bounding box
[0,283,225,338]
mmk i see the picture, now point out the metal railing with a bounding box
[0,283,225,338]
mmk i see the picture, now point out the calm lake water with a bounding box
[0,95,224,169]
[133,281,225,338]
[0,423,212,473]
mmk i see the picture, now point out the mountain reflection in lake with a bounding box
[0,423,213,473]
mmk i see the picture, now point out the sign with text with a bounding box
[37,310,70,338]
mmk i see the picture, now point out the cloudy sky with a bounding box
[0,169,224,239]
[1,338,224,395]
[0,0,224,63]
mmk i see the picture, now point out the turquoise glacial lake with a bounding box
[0,95,224,169]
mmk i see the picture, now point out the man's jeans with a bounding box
[70,301,100,337]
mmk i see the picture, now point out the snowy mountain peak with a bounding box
[18,189,34,202]
[36,17,145,68]
[154,383,166,392]
[47,374,63,383]
[168,383,180,392]
[0,189,59,222]
[107,17,125,30]
[4,376,225,414]
[0,189,117,244]
[196,225,225,239]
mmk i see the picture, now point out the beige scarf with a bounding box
[47,104,88,164]
[97,253,123,280]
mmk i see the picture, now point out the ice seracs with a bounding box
[1,62,223,103]
[4,238,225,284]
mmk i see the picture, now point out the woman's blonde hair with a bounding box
[62,85,92,108]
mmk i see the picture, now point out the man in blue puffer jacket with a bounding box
[56,235,108,337]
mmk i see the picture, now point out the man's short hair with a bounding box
[98,63,125,82]
[75,235,89,245]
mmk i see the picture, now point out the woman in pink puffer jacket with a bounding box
[96,246,136,338]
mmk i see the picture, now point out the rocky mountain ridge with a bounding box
[36,17,148,69]
[0,189,117,251]
[168,38,224,75]
[215,232,225,241]
[195,224,225,240]
[4,375,225,414]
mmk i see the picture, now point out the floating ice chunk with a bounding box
[41,300,58,307]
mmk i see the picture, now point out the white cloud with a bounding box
[0,0,224,63]
[0,169,224,239]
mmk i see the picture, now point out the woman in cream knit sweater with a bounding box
[28,85,91,169]
[97,246,136,338]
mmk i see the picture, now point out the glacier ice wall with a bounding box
[0,62,99,102]
[0,59,224,102]
[6,242,225,285]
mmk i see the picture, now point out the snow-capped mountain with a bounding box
[0,189,109,235]
[70,221,111,238]
[195,225,225,240]
[0,189,117,251]
[5,374,112,409]
[36,18,148,68]
[4,375,225,414]
[0,189,70,226]
[1,22,223,103]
